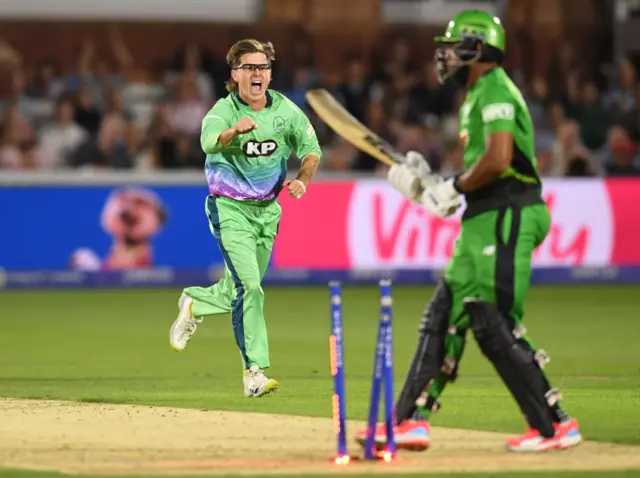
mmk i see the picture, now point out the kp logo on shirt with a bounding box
[243,139,278,158]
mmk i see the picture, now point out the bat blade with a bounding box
[305,88,406,167]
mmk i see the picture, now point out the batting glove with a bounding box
[420,177,462,218]
[388,163,422,201]
[388,151,440,202]
[405,150,431,178]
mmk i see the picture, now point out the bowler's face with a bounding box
[232,52,272,102]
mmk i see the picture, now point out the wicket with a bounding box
[329,281,348,464]
[329,279,396,464]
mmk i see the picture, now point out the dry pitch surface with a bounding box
[1,398,639,476]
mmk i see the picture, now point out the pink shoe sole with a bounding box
[508,428,582,452]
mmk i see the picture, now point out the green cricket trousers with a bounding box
[183,195,281,370]
[423,202,552,414]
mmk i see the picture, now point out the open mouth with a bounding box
[251,80,262,94]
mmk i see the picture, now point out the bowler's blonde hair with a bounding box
[225,39,276,93]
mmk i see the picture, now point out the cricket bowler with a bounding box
[356,10,582,452]
[169,39,322,397]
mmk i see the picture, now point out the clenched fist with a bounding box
[234,117,258,135]
[284,179,306,199]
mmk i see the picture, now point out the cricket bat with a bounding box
[305,88,414,169]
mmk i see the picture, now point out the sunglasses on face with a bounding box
[234,64,272,72]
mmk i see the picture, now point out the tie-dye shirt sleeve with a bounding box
[288,103,322,161]
[201,100,234,154]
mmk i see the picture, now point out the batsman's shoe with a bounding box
[243,365,279,397]
[354,419,430,451]
[169,294,202,351]
[507,418,582,452]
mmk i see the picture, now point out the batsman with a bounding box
[356,10,582,453]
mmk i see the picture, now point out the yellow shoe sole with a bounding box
[254,379,279,397]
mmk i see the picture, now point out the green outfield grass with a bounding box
[1,284,639,443]
[1,284,639,478]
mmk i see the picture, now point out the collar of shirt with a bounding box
[234,90,273,110]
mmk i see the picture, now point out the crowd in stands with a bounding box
[0,27,639,177]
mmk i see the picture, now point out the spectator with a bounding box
[322,137,356,171]
[284,67,313,110]
[18,139,44,170]
[616,82,640,141]
[562,72,581,120]
[4,102,35,146]
[601,126,640,176]
[576,80,610,151]
[372,36,416,85]
[64,31,131,111]
[395,122,438,171]
[74,87,102,135]
[565,149,597,177]
[549,120,590,176]
[167,74,209,137]
[0,123,21,169]
[10,68,53,128]
[70,114,132,169]
[172,135,203,169]
[338,55,373,124]
[148,100,178,169]
[408,60,457,121]
[535,128,559,175]
[547,42,577,102]
[547,102,567,135]
[273,35,318,92]
[352,101,398,171]
[382,72,413,123]
[527,76,552,134]
[165,42,215,102]
[104,89,133,123]
[604,57,637,118]
[38,97,87,169]
[125,122,152,170]
[25,59,65,101]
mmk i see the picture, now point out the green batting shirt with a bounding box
[201,90,322,201]
[458,67,543,217]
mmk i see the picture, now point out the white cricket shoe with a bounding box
[169,294,202,351]
[243,365,279,397]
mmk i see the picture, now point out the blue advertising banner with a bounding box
[0,185,224,271]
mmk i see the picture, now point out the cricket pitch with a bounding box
[1,398,638,476]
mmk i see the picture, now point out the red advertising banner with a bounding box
[273,178,640,270]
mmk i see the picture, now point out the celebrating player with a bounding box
[169,39,322,397]
[356,10,582,452]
